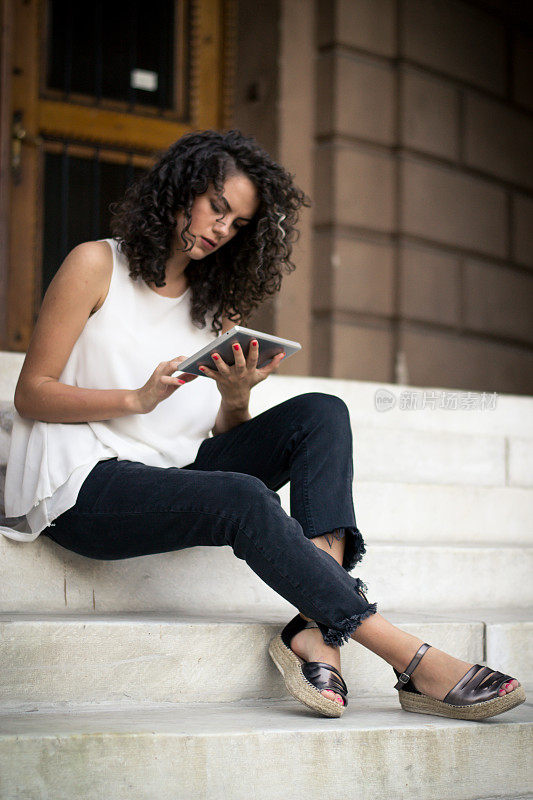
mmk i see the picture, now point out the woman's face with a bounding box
[176,172,259,258]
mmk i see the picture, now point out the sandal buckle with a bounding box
[397,672,411,685]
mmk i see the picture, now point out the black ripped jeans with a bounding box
[42,392,377,646]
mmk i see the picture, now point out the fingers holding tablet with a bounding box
[177,325,301,377]
[196,340,285,392]
[247,339,259,369]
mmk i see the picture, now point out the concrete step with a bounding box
[1,535,531,614]
[0,352,23,399]
[0,697,531,800]
[0,610,530,706]
[1,395,529,488]
[2,359,533,492]
[351,426,527,487]
[250,375,533,439]
[2,350,533,438]
[358,542,533,611]
[278,480,533,544]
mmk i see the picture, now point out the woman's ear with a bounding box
[221,312,241,334]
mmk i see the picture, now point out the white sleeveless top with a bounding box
[1,238,221,542]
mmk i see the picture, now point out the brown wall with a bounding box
[232,0,314,376]
[232,0,280,339]
[234,0,533,394]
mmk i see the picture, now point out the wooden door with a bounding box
[1,0,236,351]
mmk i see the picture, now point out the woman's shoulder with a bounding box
[64,240,114,316]
[63,240,114,278]
[71,238,113,265]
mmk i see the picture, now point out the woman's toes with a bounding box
[321,689,344,705]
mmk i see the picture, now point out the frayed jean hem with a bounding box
[318,603,378,647]
[343,525,367,572]
[316,577,377,647]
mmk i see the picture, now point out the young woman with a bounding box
[4,129,524,719]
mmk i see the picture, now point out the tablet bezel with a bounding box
[176,325,302,376]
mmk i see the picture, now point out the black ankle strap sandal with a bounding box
[268,613,348,718]
[393,643,526,721]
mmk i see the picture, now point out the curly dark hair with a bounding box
[110,129,310,333]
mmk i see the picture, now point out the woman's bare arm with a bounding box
[14,241,140,423]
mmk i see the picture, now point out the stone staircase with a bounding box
[0,351,531,800]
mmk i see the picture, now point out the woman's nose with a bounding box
[213,218,229,237]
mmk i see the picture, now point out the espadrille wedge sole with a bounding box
[393,642,526,721]
[268,633,345,718]
[397,683,526,720]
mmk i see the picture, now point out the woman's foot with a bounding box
[289,625,345,706]
[405,644,520,700]
[351,613,520,703]
[285,614,520,709]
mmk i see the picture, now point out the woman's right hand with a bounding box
[133,357,197,414]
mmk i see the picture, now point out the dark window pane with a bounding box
[68,157,94,252]
[42,153,63,297]
[42,150,145,297]
[46,0,175,109]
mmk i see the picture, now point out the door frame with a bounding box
[0,0,237,351]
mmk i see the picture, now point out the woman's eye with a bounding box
[210,201,222,213]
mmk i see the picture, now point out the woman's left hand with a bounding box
[196,339,285,407]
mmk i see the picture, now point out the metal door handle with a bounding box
[11,112,43,177]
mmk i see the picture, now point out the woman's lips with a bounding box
[201,237,216,250]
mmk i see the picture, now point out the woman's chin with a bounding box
[189,249,208,261]
[192,243,215,259]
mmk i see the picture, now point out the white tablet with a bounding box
[176,325,302,376]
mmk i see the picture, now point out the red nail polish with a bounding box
[233,344,240,350]
[199,366,206,372]
[177,379,186,385]
[213,354,219,360]
[251,340,258,346]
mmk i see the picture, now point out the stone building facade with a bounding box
[235,0,533,395]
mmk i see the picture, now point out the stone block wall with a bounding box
[231,0,280,339]
[313,0,533,393]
